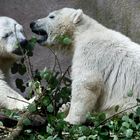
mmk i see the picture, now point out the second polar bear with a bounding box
[0,17,34,110]
[31,8,140,124]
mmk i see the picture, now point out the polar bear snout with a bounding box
[30,21,48,45]
[30,21,36,29]
[19,39,28,47]
[12,39,28,55]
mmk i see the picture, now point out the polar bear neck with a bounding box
[73,14,106,52]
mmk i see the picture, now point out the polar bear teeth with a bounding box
[37,35,48,44]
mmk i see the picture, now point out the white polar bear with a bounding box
[30,8,140,124]
[0,17,34,110]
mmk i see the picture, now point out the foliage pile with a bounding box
[0,37,140,140]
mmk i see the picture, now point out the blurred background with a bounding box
[0,0,140,95]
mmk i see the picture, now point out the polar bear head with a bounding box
[0,17,27,58]
[30,8,83,48]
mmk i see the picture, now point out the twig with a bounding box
[48,47,62,75]
[7,96,30,104]
[25,55,34,81]
[52,65,71,115]
[0,125,13,132]
[4,112,29,140]
[95,104,138,128]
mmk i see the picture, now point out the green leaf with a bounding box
[46,124,54,135]
[115,105,119,112]
[47,136,54,140]
[98,112,106,121]
[125,129,133,138]
[11,63,18,74]
[28,37,37,48]
[78,136,86,140]
[122,115,129,122]
[42,97,50,106]
[122,122,130,128]
[79,126,91,136]
[113,135,118,140]
[62,37,72,45]
[18,64,26,75]
[23,118,32,126]
[15,78,26,92]
[47,104,54,113]
[88,135,97,140]
[0,121,3,126]
[136,98,140,102]
[127,90,133,97]
[34,81,40,88]
[136,107,140,116]
[28,102,36,113]
[128,119,137,128]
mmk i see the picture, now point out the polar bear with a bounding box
[0,17,34,110]
[30,8,140,124]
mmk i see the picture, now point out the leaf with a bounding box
[34,81,40,88]
[122,115,129,122]
[46,124,54,135]
[78,136,86,140]
[25,129,32,134]
[11,63,18,74]
[136,107,140,116]
[15,78,26,92]
[122,122,130,128]
[47,136,54,140]
[127,90,133,97]
[113,135,118,140]
[0,121,3,126]
[62,37,72,45]
[79,126,91,136]
[98,112,106,121]
[128,119,137,128]
[28,37,37,48]
[115,105,119,112]
[42,97,50,106]
[28,102,36,113]
[18,64,26,75]
[136,98,140,103]
[123,122,130,129]
[88,135,97,140]
[47,104,54,113]
[125,129,133,138]
[23,118,32,126]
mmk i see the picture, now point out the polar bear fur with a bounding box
[0,17,34,110]
[31,8,140,124]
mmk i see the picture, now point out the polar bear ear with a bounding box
[72,9,83,24]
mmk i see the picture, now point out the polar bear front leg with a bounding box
[0,81,35,110]
[65,80,103,124]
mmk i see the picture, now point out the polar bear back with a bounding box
[72,24,140,112]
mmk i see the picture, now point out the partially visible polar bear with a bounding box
[30,8,140,124]
[0,17,34,110]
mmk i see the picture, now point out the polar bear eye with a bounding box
[3,32,12,38]
[49,15,55,19]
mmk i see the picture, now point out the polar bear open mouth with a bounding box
[32,29,48,44]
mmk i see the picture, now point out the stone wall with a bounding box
[0,0,140,95]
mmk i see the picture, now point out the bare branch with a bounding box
[7,96,30,104]
[95,104,138,128]
[48,47,62,75]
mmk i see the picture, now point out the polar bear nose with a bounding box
[30,21,36,29]
[19,39,28,48]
